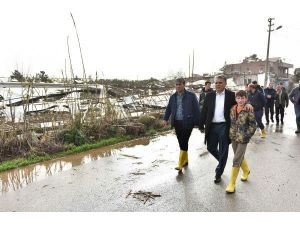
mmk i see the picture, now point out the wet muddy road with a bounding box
[0,107,300,211]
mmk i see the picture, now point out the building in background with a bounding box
[221,55,293,87]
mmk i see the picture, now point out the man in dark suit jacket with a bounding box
[164,78,201,172]
[199,75,252,183]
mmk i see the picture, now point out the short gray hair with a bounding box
[215,75,227,83]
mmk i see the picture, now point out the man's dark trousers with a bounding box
[207,123,229,177]
[174,120,193,151]
[254,110,265,129]
[265,104,274,122]
[275,104,285,123]
[295,104,300,127]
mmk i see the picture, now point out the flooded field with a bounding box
[0,136,151,194]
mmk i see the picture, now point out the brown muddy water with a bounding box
[0,137,151,195]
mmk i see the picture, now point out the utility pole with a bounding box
[191,49,195,83]
[264,18,274,88]
[188,54,191,79]
[264,18,282,87]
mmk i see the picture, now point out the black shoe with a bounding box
[281,121,284,125]
[271,119,274,123]
[266,121,269,125]
[295,130,300,134]
[214,175,221,184]
[276,122,279,126]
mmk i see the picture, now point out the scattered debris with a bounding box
[199,151,209,157]
[152,159,171,164]
[271,141,281,145]
[288,154,295,158]
[131,172,146,176]
[132,162,143,165]
[126,190,161,204]
[119,154,141,159]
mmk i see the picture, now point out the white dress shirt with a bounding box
[212,90,226,122]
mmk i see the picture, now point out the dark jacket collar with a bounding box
[202,87,213,92]
[215,89,226,95]
[176,89,187,97]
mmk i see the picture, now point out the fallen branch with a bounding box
[131,172,145,175]
[119,154,141,159]
[126,189,132,198]
[126,190,161,205]
[199,151,209,157]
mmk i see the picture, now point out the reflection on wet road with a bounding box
[0,138,150,194]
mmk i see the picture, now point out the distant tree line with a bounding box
[95,77,163,89]
[10,70,53,83]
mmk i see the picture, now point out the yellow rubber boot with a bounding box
[226,167,240,193]
[261,129,267,138]
[183,151,188,167]
[175,150,187,171]
[241,159,250,181]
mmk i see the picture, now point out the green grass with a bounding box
[0,126,173,173]
[146,128,157,136]
[0,135,132,172]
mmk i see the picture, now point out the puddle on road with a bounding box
[0,137,150,194]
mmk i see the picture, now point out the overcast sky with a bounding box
[1,0,300,80]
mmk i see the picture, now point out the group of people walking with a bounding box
[163,76,300,194]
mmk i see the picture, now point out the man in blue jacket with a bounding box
[252,80,265,95]
[248,84,267,138]
[163,78,201,172]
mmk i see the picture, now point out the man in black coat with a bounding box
[200,75,252,183]
[264,83,276,124]
[199,81,213,113]
[275,85,289,125]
